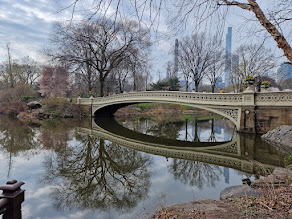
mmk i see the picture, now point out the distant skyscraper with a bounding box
[166,67,170,79]
[277,62,292,82]
[174,39,179,78]
[225,27,232,87]
[215,76,225,88]
[224,167,230,184]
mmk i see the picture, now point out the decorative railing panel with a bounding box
[255,92,292,106]
[79,91,292,107]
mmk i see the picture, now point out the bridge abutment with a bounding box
[254,107,292,134]
[239,107,256,133]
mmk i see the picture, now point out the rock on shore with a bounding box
[261,125,292,152]
[149,167,292,219]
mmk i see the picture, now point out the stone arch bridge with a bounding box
[78,91,292,133]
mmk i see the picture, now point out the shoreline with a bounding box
[149,167,292,219]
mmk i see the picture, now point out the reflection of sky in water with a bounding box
[129,118,236,142]
[0,117,255,219]
[0,149,248,218]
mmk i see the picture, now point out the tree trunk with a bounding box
[195,81,199,92]
[248,0,292,62]
[133,72,137,91]
[100,77,105,97]
[185,80,189,92]
[118,79,123,93]
[222,0,292,62]
[211,84,215,93]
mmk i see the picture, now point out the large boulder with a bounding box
[261,125,292,151]
[251,167,292,188]
[27,101,42,109]
[220,185,262,200]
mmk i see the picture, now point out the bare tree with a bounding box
[230,44,277,92]
[205,50,225,93]
[0,43,16,88]
[114,62,130,93]
[14,56,42,85]
[178,57,192,92]
[63,0,292,63]
[6,43,14,88]
[165,61,176,79]
[48,18,151,96]
[178,33,221,92]
[0,51,41,89]
[144,68,152,91]
[129,55,151,91]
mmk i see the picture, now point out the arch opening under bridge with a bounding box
[92,101,240,130]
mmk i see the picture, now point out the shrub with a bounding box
[0,102,28,116]
[180,105,194,110]
[19,96,35,102]
[41,98,85,118]
[284,153,292,167]
[60,103,86,117]
[0,83,38,103]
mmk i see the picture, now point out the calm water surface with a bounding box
[0,115,287,219]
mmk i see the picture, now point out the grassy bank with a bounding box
[115,103,220,118]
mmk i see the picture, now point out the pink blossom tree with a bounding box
[39,66,72,97]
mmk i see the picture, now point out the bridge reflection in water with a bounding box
[78,117,286,176]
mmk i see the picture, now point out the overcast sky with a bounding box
[0,0,57,60]
[0,0,290,81]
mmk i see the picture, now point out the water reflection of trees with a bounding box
[41,134,152,212]
[0,117,40,176]
[118,116,236,143]
[0,117,40,153]
[169,159,222,189]
[146,121,184,140]
[38,119,74,151]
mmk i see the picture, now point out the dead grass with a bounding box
[147,165,292,219]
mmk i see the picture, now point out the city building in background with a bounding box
[216,76,225,88]
[277,62,292,82]
[225,27,232,87]
[174,39,179,78]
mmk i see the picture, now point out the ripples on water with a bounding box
[0,115,287,218]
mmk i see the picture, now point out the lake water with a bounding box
[0,115,287,219]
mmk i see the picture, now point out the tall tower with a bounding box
[174,39,179,78]
[225,27,232,87]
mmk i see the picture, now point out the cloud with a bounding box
[0,0,74,62]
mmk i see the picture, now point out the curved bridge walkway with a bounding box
[78,91,292,133]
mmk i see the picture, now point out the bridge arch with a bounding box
[92,100,241,130]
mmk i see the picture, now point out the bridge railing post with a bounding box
[77,97,81,105]
[240,92,256,133]
[241,92,255,106]
[0,180,25,219]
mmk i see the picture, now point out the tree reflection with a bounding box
[41,133,151,212]
[38,119,74,151]
[0,117,39,153]
[146,121,184,140]
[169,159,222,189]
[0,117,40,176]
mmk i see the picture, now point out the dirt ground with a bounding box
[148,185,292,219]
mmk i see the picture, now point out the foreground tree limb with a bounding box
[63,0,292,63]
[221,0,292,62]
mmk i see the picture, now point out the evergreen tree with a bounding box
[150,77,180,91]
